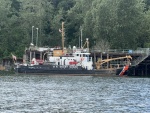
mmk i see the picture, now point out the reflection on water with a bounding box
[0,75,150,113]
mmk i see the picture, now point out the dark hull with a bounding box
[116,66,150,77]
[15,65,117,76]
[126,66,150,77]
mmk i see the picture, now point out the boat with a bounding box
[14,44,118,75]
[14,45,132,76]
[14,22,132,76]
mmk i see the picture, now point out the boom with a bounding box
[95,55,132,69]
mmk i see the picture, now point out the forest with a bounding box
[0,0,150,59]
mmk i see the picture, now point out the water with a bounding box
[0,75,150,113]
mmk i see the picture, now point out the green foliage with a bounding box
[0,0,150,59]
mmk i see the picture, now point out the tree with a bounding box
[83,0,118,48]
[65,0,93,47]
[94,39,110,52]
[0,0,13,58]
[0,0,150,60]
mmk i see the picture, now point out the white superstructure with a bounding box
[48,50,93,70]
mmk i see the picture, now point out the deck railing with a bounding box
[91,48,150,54]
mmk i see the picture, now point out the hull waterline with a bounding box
[15,65,117,76]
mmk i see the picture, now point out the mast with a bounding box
[80,26,83,48]
[62,22,65,52]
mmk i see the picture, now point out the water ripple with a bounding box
[0,75,150,113]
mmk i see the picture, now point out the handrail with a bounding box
[91,48,150,54]
[131,53,149,66]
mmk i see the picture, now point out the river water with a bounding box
[0,75,150,113]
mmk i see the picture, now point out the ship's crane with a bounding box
[81,38,89,52]
[82,38,89,49]
[95,55,132,70]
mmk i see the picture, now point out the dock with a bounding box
[90,48,150,76]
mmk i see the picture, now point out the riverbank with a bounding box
[0,70,15,76]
